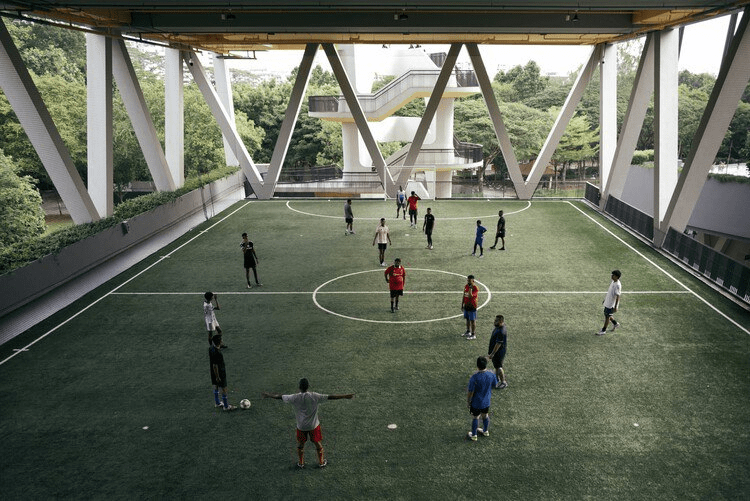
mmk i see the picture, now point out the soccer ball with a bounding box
[240,399,251,409]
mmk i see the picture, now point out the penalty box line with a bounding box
[567,201,750,337]
[0,201,253,367]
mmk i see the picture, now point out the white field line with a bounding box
[567,201,750,336]
[285,200,532,220]
[0,201,254,366]
[111,290,690,295]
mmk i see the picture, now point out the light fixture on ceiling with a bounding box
[395,11,408,21]
[221,12,236,21]
[572,12,579,22]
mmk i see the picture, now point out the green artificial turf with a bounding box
[1,199,749,500]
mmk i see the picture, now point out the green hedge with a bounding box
[0,167,239,276]
[631,150,654,165]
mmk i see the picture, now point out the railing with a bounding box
[604,195,654,240]
[277,165,342,183]
[308,69,479,114]
[453,136,483,163]
[663,228,750,304]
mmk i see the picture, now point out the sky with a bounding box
[225,14,737,80]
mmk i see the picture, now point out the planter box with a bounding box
[0,172,244,318]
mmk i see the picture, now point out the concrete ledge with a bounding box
[0,172,244,318]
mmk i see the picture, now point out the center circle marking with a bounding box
[312,268,492,324]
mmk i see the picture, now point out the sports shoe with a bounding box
[479,254,484,258]
[500,247,505,251]
[462,331,470,337]
[395,305,399,310]
[223,404,236,411]
[429,245,433,250]
[498,381,508,389]
[426,245,431,249]
[471,253,476,257]
[611,322,620,332]
[489,246,496,249]
[246,284,252,288]
[476,428,489,437]
[215,403,223,408]
[350,230,356,235]
[256,283,263,286]
[380,262,386,267]
[297,462,305,469]
[466,334,477,340]
[319,460,328,468]
[596,330,606,336]
[344,230,349,235]
[467,432,477,441]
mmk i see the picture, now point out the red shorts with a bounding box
[296,425,322,443]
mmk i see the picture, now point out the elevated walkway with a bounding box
[309,69,479,122]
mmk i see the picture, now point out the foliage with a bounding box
[0,149,45,251]
[0,167,238,275]
[631,150,654,165]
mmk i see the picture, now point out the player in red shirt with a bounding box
[406,191,421,227]
[461,275,479,339]
[384,258,406,313]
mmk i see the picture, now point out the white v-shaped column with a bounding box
[185,51,264,196]
[518,45,603,200]
[258,44,318,199]
[112,38,176,192]
[323,43,392,194]
[0,19,99,224]
[392,43,462,195]
[466,43,523,192]
[658,7,750,246]
[602,34,655,205]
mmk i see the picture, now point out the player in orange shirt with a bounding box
[461,275,479,339]
[384,258,406,313]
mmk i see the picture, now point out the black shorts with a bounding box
[211,371,227,388]
[409,209,417,216]
[345,217,353,224]
[492,349,506,368]
[378,243,387,250]
[470,405,490,416]
[390,289,403,298]
[496,230,505,238]
[425,228,433,235]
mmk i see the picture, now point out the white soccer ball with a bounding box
[240,398,251,409]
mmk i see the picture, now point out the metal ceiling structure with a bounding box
[0,1,748,53]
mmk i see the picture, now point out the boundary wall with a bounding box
[0,172,244,321]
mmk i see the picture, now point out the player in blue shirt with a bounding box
[467,356,498,440]
[471,220,488,258]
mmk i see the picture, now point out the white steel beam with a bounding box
[184,50,264,195]
[259,44,318,199]
[599,43,617,190]
[212,53,239,167]
[602,33,655,204]
[165,47,184,188]
[466,43,523,194]
[112,39,176,192]
[0,19,99,224]
[86,33,113,218]
[394,43,462,193]
[323,43,393,194]
[660,7,750,244]
[653,28,680,244]
[519,45,603,200]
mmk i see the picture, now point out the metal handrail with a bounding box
[309,69,478,114]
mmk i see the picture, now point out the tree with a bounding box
[0,150,45,251]
[551,113,598,187]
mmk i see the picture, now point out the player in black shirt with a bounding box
[490,210,506,250]
[422,208,435,249]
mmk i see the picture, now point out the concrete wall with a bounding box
[0,172,244,318]
[620,165,750,241]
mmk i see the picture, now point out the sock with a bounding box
[483,417,489,433]
[214,390,220,406]
[222,394,228,408]
[471,418,478,436]
[317,447,325,464]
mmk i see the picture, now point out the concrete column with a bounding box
[653,29,679,244]
[659,7,750,245]
[165,48,184,187]
[0,19,99,224]
[112,38,175,192]
[212,54,239,167]
[86,33,113,217]
[599,43,617,190]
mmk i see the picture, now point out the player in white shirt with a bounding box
[597,270,622,335]
[372,218,392,266]
[263,378,354,468]
[203,291,225,346]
